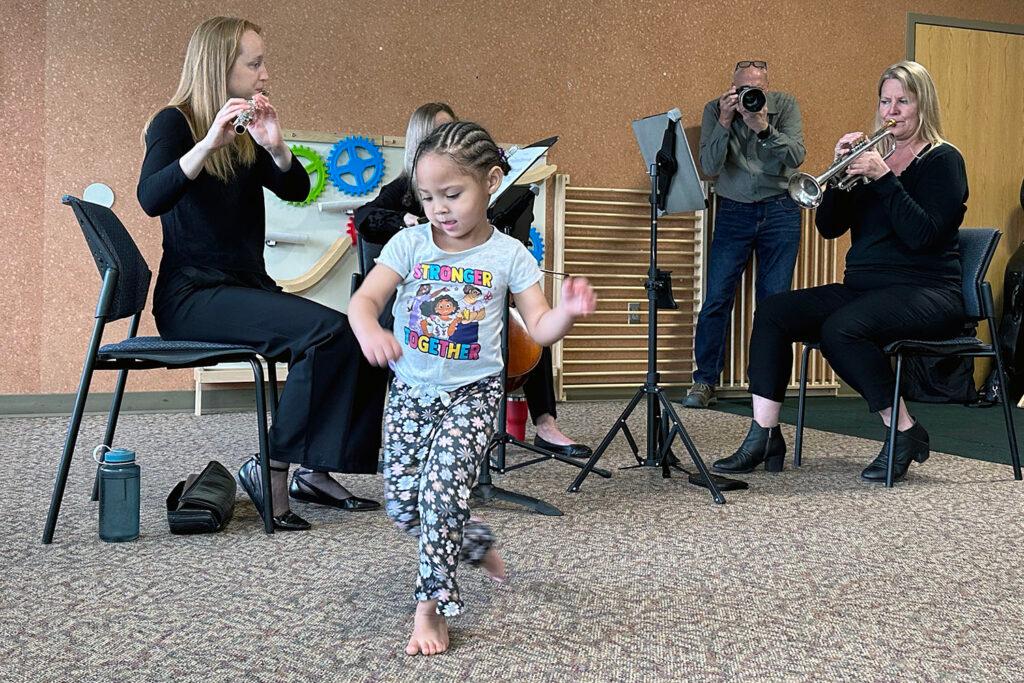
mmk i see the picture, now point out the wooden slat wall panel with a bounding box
[553,176,839,399]
[554,176,703,399]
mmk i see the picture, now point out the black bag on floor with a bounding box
[901,354,977,404]
[166,460,236,534]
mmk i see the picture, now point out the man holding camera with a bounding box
[684,60,805,408]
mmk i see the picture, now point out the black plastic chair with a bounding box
[350,233,383,294]
[42,196,278,543]
[350,233,395,329]
[793,227,1023,486]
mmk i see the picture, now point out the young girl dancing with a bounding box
[348,121,596,656]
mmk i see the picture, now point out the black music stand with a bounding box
[566,110,726,503]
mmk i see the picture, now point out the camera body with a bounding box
[736,85,767,113]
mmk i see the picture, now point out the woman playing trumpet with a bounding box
[712,60,968,483]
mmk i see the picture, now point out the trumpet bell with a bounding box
[788,173,823,209]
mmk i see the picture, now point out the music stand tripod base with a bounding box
[470,290,573,517]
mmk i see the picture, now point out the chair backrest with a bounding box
[958,227,1000,321]
[350,233,384,295]
[352,233,395,329]
[356,235,385,279]
[62,195,152,321]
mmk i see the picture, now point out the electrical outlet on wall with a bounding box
[627,302,640,324]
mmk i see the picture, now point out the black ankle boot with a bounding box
[713,420,786,473]
[861,421,930,483]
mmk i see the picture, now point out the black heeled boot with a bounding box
[712,420,786,474]
[860,421,930,483]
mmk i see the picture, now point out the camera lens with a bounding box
[739,86,766,113]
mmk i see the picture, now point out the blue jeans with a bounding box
[692,194,802,386]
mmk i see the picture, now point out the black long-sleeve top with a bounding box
[353,175,420,244]
[815,142,968,290]
[354,174,537,246]
[137,107,310,283]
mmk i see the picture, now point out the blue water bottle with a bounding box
[95,447,140,542]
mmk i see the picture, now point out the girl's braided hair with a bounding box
[412,121,512,190]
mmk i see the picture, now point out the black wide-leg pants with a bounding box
[523,345,558,423]
[747,279,965,413]
[154,270,385,473]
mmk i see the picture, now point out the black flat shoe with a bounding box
[238,456,311,531]
[861,421,930,483]
[533,435,593,458]
[289,472,381,511]
[712,420,786,474]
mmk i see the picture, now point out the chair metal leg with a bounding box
[794,344,812,467]
[194,377,202,416]
[91,367,130,501]
[91,315,140,501]
[43,273,118,545]
[990,340,1023,480]
[885,354,903,488]
[43,372,95,544]
[249,358,275,534]
[266,360,279,422]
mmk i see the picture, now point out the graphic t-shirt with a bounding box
[376,224,542,391]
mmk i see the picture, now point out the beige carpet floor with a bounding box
[1,401,1022,682]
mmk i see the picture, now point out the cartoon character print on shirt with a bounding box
[407,284,450,332]
[403,261,493,361]
[450,285,492,345]
[420,294,460,340]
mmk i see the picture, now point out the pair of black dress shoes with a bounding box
[237,456,380,532]
[532,436,593,459]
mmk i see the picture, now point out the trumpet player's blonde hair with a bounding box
[142,16,259,182]
[876,60,944,149]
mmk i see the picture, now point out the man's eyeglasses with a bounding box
[735,60,768,71]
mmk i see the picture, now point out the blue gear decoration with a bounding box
[527,226,545,265]
[325,135,385,196]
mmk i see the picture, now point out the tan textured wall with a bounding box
[2,1,1022,395]
[1,2,46,394]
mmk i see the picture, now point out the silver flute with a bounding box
[232,90,269,135]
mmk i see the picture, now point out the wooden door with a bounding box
[913,19,1024,381]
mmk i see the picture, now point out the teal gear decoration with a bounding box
[287,145,327,206]
[326,135,386,196]
[528,226,545,265]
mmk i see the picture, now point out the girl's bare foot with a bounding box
[480,547,506,583]
[406,600,449,656]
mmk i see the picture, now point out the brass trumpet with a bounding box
[787,119,897,209]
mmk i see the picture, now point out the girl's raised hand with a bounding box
[560,276,597,319]
[358,327,403,367]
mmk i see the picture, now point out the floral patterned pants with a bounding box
[382,374,501,616]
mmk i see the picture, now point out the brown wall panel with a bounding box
[3,1,1023,395]
[0,2,46,394]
